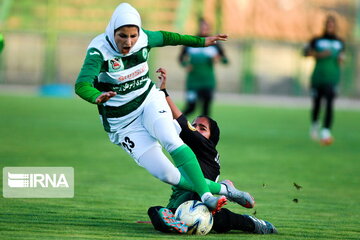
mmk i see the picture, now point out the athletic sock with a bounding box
[177,176,222,195]
[170,144,209,196]
[218,183,228,195]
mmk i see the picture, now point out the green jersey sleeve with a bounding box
[75,48,104,104]
[144,29,205,48]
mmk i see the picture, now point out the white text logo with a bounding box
[3,167,74,198]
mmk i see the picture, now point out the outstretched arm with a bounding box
[156,68,182,119]
[145,29,228,48]
[204,34,228,47]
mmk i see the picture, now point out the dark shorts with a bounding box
[311,84,337,99]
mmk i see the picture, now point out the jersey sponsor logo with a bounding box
[158,110,166,113]
[109,57,124,72]
[117,64,148,82]
[187,121,196,131]
[110,78,148,93]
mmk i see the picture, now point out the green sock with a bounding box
[170,144,210,196]
[205,179,221,193]
[177,176,221,194]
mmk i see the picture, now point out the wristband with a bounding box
[160,88,169,97]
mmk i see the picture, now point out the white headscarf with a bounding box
[105,3,147,56]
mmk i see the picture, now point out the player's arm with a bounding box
[144,29,228,48]
[156,68,182,119]
[215,43,229,64]
[178,46,189,66]
[338,40,346,65]
[75,48,116,104]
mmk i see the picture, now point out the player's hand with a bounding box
[96,91,117,104]
[316,50,332,58]
[186,65,193,72]
[156,68,167,90]
[204,34,228,46]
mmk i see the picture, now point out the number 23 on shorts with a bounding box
[121,136,135,153]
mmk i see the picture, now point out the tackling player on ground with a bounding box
[147,68,276,234]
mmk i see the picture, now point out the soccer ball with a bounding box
[174,200,213,235]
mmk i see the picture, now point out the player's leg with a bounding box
[136,142,252,209]
[200,88,213,116]
[175,178,254,208]
[320,85,336,145]
[110,114,223,198]
[183,90,197,116]
[143,89,226,211]
[310,87,322,140]
[213,208,277,234]
[138,145,182,185]
[324,87,335,129]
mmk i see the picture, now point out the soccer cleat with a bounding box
[203,195,227,215]
[158,208,188,233]
[245,215,278,234]
[220,180,255,208]
[320,128,333,145]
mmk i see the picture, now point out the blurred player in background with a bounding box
[75,2,246,212]
[304,15,345,145]
[147,68,276,235]
[179,18,229,116]
[0,33,4,53]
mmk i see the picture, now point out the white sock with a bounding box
[200,192,214,202]
[219,183,228,195]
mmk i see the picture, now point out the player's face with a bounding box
[199,22,210,37]
[192,117,211,140]
[114,26,139,54]
[325,19,336,35]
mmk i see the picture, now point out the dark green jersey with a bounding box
[179,43,228,90]
[308,34,345,87]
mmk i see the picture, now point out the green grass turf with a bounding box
[0,95,359,240]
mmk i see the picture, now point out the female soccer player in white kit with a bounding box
[75,3,251,213]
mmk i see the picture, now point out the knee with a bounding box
[158,172,177,185]
[152,119,183,153]
[153,167,180,185]
[155,132,183,153]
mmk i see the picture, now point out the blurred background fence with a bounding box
[0,0,359,97]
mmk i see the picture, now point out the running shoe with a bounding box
[245,215,278,234]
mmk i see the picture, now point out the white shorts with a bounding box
[108,88,182,163]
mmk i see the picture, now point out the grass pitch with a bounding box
[0,95,359,240]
